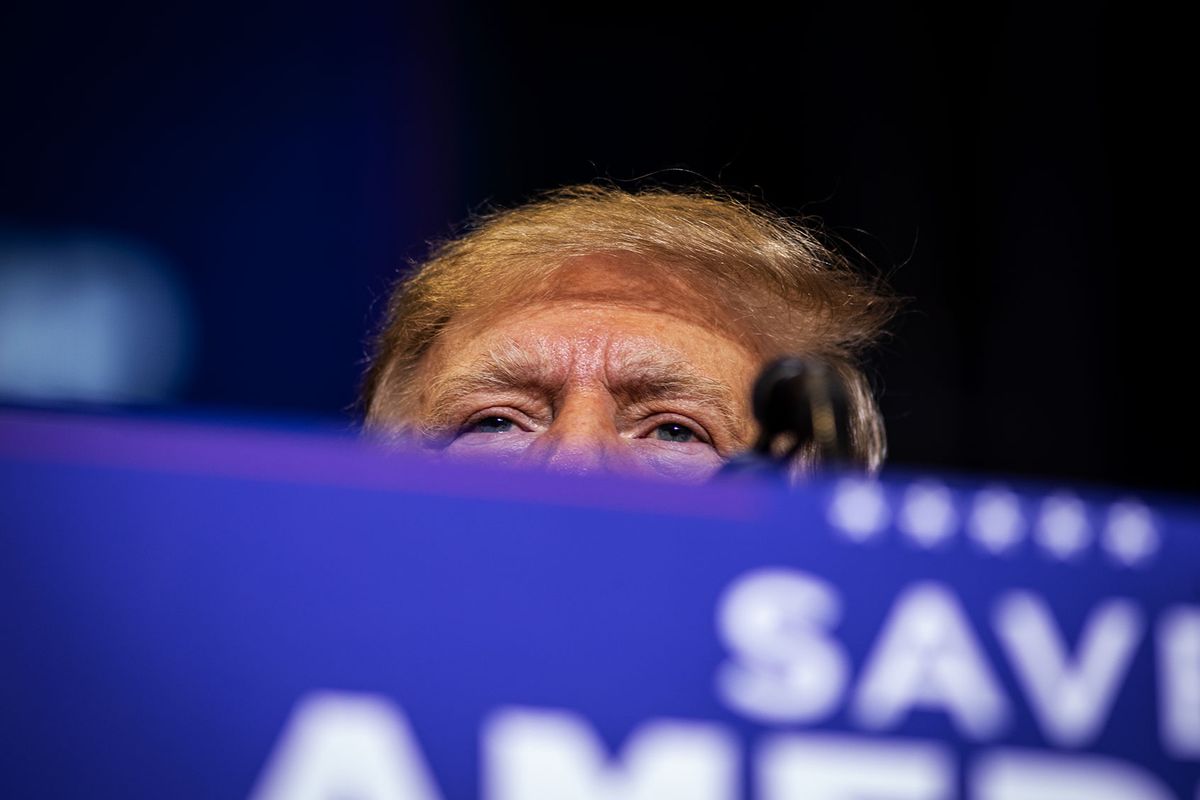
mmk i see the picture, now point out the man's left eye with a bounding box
[469,416,515,434]
[653,422,697,443]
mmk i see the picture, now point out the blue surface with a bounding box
[1,410,1198,798]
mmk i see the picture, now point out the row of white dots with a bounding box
[826,478,1160,567]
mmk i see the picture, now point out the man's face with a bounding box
[392,257,761,482]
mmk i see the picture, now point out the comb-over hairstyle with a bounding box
[362,184,896,469]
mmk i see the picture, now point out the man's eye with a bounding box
[468,416,515,434]
[653,422,698,443]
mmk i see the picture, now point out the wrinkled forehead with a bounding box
[438,253,768,357]
[430,317,738,392]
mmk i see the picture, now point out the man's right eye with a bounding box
[467,416,515,434]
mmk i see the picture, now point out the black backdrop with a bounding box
[1,1,1188,491]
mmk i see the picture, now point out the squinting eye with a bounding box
[469,416,515,434]
[654,422,697,443]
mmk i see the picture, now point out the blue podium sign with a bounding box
[2,410,1198,799]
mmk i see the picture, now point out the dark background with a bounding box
[1,1,1188,491]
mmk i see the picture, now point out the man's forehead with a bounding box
[459,331,715,383]
[417,325,752,444]
[428,300,756,381]
[451,255,764,347]
[401,255,767,425]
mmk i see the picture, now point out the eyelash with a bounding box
[455,407,713,445]
[457,406,536,436]
[643,415,711,445]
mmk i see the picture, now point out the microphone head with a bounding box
[752,356,852,461]
[752,357,816,439]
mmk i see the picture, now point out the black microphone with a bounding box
[718,356,853,478]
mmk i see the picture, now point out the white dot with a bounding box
[828,478,889,542]
[898,480,957,548]
[968,486,1025,554]
[1036,492,1092,560]
[1102,499,1159,567]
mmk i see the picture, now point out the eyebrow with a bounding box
[417,339,748,445]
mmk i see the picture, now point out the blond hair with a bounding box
[362,184,896,468]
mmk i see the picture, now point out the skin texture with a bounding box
[398,257,762,483]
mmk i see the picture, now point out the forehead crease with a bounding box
[432,337,567,396]
[423,328,746,415]
[605,347,741,414]
[608,347,702,390]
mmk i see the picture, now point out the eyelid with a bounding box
[460,406,538,434]
[636,412,713,445]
